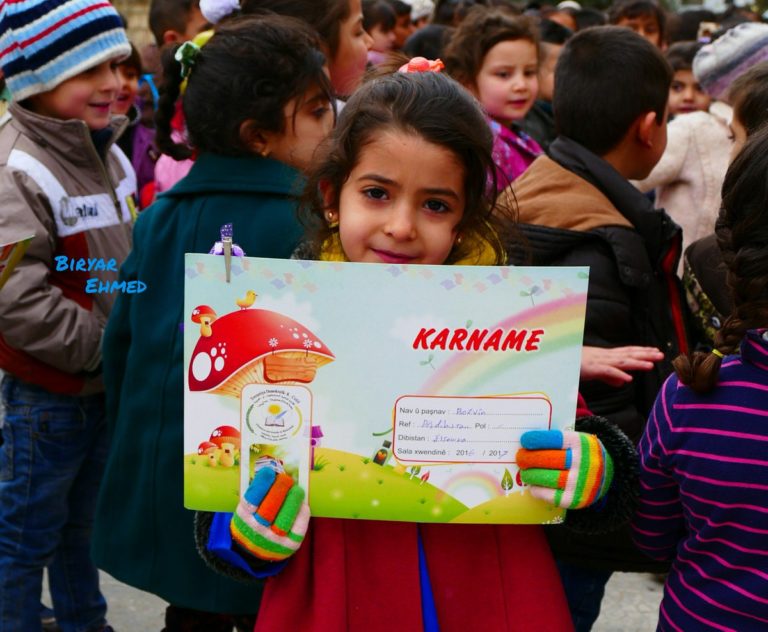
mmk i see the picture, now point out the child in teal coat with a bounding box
[91,15,335,631]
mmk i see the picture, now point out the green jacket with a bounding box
[92,153,304,612]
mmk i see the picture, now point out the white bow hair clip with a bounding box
[200,0,241,24]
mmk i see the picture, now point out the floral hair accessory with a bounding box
[398,57,445,74]
[175,30,214,93]
[200,0,241,24]
[175,40,201,80]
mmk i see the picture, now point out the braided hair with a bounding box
[673,124,768,392]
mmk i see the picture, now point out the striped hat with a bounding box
[0,0,130,101]
[693,23,768,100]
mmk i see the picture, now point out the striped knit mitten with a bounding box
[516,430,614,509]
[230,465,310,562]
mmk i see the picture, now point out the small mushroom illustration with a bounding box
[420,471,431,485]
[191,305,217,337]
[197,441,218,456]
[210,425,241,450]
[188,309,335,398]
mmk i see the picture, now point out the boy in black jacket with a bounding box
[508,26,687,632]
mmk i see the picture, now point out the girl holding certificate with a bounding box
[198,68,641,632]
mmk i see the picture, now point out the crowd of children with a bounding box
[3,0,768,631]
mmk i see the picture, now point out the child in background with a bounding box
[114,44,157,202]
[149,0,212,196]
[665,41,710,117]
[0,1,135,630]
[388,0,415,49]
[521,18,572,152]
[682,61,768,348]
[149,0,210,47]
[91,15,334,632]
[198,69,639,632]
[404,0,434,29]
[363,0,398,64]
[608,0,666,49]
[444,7,543,190]
[632,124,768,631]
[635,23,768,264]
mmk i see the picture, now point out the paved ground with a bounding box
[45,568,664,631]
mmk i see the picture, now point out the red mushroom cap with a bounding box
[209,425,241,449]
[188,308,334,396]
[197,441,218,455]
[191,305,217,323]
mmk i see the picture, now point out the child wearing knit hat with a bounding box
[0,2,135,631]
[635,22,768,268]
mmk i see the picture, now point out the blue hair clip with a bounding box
[138,73,159,111]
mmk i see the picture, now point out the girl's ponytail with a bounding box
[154,44,194,161]
[675,124,768,393]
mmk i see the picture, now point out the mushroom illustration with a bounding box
[197,441,218,456]
[210,425,241,450]
[191,305,217,337]
[420,471,431,485]
[188,308,335,398]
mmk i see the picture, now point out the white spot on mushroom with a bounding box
[292,333,299,339]
[211,347,217,357]
[302,333,308,338]
[191,352,212,382]
[314,341,322,349]
[214,356,225,372]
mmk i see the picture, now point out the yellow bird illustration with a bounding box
[236,290,257,309]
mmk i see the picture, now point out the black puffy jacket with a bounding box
[508,137,689,572]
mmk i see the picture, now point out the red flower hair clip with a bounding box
[398,57,445,74]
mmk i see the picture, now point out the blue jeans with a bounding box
[556,561,613,632]
[0,375,109,632]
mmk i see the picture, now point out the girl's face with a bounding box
[113,63,140,116]
[260,83,334,171]
[331,130,465,265]
[668,69,710,116]
[473,39,538,126]
[369,23,396,53]
[330,0,373,97]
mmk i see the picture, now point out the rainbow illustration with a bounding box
[441,470,504,504]
[421,293,587,394]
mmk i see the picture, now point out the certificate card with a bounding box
[0,235,33,292]
[184,254,588,524]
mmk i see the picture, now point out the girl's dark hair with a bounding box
[119,43,143,75]
[673,124,768,392]
[155,14,333,160]
[443,7,539,88]
[301,71,513,264]
[363,0,396,32]
[664,41,702,73]
[235,0,351,60]
[728,62,768,138]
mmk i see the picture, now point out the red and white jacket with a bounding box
[0,102,135,394]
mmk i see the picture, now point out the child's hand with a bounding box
[516,430,614,509]
[230,466,310,562]
[580,345,663,386]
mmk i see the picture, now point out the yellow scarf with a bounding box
[318,230,505,265]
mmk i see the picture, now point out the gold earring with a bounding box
[325,211,339,229]
[456,234,463,246]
